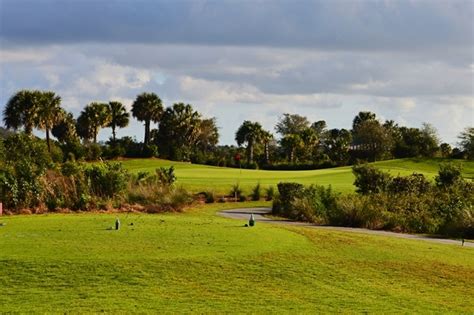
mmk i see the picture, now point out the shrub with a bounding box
[127,183,192,212]
[265,186,275,201]
[84,143,103,161]
[155,166,176,186]
[388,173,431,194]
[435,163,463,188]
[85,162,129,198]
[199,191,215,203]
[272,182,305,216]
[230,183,243,201]
[142,144,159,158]
[251,183,261,201]
[0,134,51,210]
[352,164,391,194]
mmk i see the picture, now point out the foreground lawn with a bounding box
[0,202,473,313]
[119,157,474,194]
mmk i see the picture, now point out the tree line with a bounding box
[2,89,473,166]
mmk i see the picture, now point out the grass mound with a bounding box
[119,157,473,194]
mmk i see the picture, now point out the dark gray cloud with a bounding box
[1,0,472,51]
[0,1,473,145]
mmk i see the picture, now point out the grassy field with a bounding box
[119,158,474,194]
[0,202,473,313]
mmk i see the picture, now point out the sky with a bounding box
[0,0,473,146]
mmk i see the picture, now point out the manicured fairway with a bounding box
[120,158,474,194]
[0,203,473,313]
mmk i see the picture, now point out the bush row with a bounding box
[272,164,474,238]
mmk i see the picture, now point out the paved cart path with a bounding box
[219,207,473,248]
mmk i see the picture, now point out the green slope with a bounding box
[0,203,473,313]
[119,158,473,194]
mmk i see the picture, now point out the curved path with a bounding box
[219,207,473,248]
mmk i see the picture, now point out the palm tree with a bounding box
[107,101,130,142]
[131,93,163,145]
[35,91,63,152]
[52,111,78,144]
[3,90,41,135]
[235,120,264,164]
[77,102,111,143]
[261,130,273,164]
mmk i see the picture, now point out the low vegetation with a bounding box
[0,134,192,214]
[272,163,474,238]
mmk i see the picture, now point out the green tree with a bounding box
[235,121,264,164]
[35,91,63,152]
[261,130,273,164]
[3,90,41,135]
[195,117,219,152]
[77,102,111,143]
[107,101,130,142]
[275,113,310,136]
[52,111,78,144]
[352,120,393,162]
[352,111,376,131]
[156,103,202,160]
[420,123,440,157]
[439,143,452,158]
[131,92,163,145]
[280,133,304,163]
[311,120,327,137]
[458,127,474,159]
[323,128,352,165]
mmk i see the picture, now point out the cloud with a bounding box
[0,1,472,145]
[1,0,472,53]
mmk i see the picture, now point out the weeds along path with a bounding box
[219,207,473,248]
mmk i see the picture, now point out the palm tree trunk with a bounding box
[264,142,269,164]
[144,120,150,145]
[112,125,116,143]
[46,129,51,153]
[247,140,254,164]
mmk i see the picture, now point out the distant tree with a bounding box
[195,117,219,152]
[35,91,63,152]
[458,127,474,160]
[76,102,111,143]
[280,133,304,163]
[298,127,318,161]
[261,129,273,164]
[439,143,452,158]
[107,101,130,142]
[235,120,264,164]
[275,113,310,136]
[419,123,440,157]
[311,120,327,136]
[352,120,393,162]
[156,103,202,160]
[3,90,41,135]
[323,128,352,165]
[352,111,377,131]
[131,92,163,145]
[52,111,78,144]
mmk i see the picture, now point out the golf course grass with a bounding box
[119,157,474,194]
[0,202,473,313]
